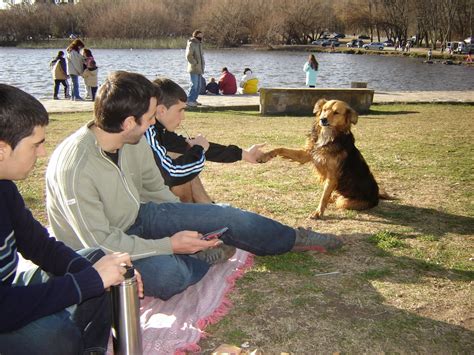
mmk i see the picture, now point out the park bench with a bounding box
[259,86,374,115]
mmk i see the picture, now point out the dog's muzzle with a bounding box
[320,117,329,126]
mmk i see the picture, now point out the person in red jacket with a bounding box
[218,67,237,95]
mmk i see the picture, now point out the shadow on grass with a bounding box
[362,233,474,282]
[363,201,474,237]
[209,243,474,353]
[365,109,419,116]
[315,276,474,352]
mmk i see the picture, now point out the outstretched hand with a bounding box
[242,143,266,163]
[170,230,222,254]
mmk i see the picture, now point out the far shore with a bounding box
[2,38,472,65]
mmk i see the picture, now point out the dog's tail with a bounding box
[379,187,396,200]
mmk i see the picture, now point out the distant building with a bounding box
[0,0,79,10]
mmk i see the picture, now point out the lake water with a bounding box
[0,47,473,99]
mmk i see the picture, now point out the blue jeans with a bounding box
[188,73,202,102]
[128,202,295,300]
[53,79,69,98]
[0,248,111,355]
[70,74,81,99]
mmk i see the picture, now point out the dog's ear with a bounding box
[346,107,358,125]
[313,99,327,114]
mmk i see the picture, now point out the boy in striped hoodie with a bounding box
[145,77,265,203]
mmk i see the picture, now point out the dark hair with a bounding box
[308,54,319,71]
[83,48,92,57]
[56,50,64,58]
[67,39,85,52]
[153,77,187,108]
[94,71,159,133]
[222,67,228,72]
[192,30,202,38]
[0,84,48,149]
[244,67,251,74]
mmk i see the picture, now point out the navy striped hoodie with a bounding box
[0,180,103,332]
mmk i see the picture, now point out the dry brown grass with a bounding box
[18,104,473,353]
[191,105,474,353]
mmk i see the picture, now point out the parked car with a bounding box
[446,41,459,53]
[363,42,384,50]
[332,33,345,39]
[311,39,324,45]
[383,39,394,47]
[457,42,473,54]
[347,39,364,48]
[358,34,370,39]
[322,39,340,47]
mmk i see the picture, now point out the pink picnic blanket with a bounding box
[19,248,252,355]
[137,249,253,354]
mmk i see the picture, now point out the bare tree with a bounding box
[0,0,472,47]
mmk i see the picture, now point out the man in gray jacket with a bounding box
[46,71,343,301]
[185,30,205,107]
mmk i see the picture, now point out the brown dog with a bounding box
[259,99,385,219]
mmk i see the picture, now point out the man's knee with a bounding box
[134,255,208,300]
[171,182,194,203]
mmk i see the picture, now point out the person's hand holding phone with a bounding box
[200,227,229,241]
[170,230,221,254]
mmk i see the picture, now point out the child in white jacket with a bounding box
[82,60,98,100]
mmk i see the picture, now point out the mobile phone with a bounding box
[200,227,229,241]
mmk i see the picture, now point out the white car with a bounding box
[363,42,384,50]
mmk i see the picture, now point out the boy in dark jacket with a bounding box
[0,84,141,354]
[145,77,265,203]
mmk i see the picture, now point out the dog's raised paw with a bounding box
[257,152,276,163]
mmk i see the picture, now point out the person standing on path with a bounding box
[66,39,85,101]
[185,30,205,107]
[50,51,70,100]
[303,54,319,88]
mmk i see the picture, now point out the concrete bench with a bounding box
[259,87,375,115]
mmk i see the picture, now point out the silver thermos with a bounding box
[112,265,142,355]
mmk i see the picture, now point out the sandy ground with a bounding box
[41,90,474,114]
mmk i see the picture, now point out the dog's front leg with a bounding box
[311,178,337,219]
[258,148,312,164]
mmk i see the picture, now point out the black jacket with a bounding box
[145,122,243,187]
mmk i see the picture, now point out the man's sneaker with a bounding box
[187,101,198,107]
[292,227,343,252]
[191,244,236,265]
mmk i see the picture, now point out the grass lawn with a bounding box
[18,104,473,353]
